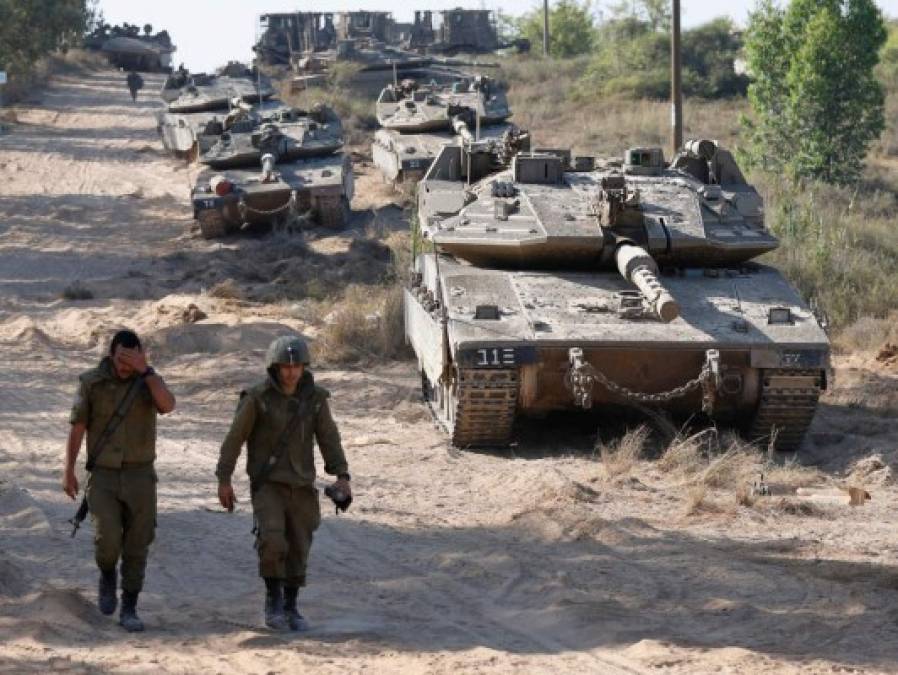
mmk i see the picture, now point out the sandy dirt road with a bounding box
[0,70,897,674]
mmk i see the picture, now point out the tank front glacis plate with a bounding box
[428,256,829,356]
[192,154,352,226]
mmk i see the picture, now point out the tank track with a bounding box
[197,208,229,239]
[424,368,518,447]
[748,369,823,452]
[315,196,349,228]
[453,369,518,447]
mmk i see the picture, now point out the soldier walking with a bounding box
[62,329,176,632]
[126,70,144,101]
[215,336,351,631]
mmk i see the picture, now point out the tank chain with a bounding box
[565,348,719,409]
[238,190,297,218]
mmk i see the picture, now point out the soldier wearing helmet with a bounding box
[215,335,351,632]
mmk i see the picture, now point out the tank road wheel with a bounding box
[315,196,350,228]
[748,369,823,452]
[197,209,229,240]
[423,367,518,447]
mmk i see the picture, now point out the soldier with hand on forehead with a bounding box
[215,336,351,632]
[63,329,175,632]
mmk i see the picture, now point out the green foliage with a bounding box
[878,21,898,84]
[759,173,898,327]
[579,16,747,100]
[0,0,90,76]
[742,0,887,185]
[518,0,597,58]
[607,0,671,32]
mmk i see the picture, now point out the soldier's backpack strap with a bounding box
[85,375,147,472]
[250,393,307,493]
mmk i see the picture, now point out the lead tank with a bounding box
[406,138,830,450]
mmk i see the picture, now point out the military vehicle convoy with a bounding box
[373,75,519,183]
[405,138,830,450]
[190,103,351,238]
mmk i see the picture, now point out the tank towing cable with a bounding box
[564,347,721,412]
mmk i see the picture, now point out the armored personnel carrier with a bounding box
[373,76,517,184]
[190,105,351,238]
[200,105,343,169]
[406,138,830,450]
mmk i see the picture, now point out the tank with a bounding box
[190,103,353,239]
[156,99,293,159]
[200,105,343,169]
[373,76,517,184]
[405,137,830,450]
[376,76,510,132]
[166,74,276,113]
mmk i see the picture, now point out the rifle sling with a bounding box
[250,393,307,492]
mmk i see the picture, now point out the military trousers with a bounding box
[86,464,157,594]
[251,482,320,588]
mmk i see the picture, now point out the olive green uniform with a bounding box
[70,357,157,594]
[216,371,347,587]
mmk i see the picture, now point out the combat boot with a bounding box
[283,586,310,632]
[119,590,145,632]
[98,568,117,616]
[264,578,287,631]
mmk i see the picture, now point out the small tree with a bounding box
[742,0,886,184]
[518,0,596,58]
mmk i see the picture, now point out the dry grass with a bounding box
[656,431,823,516]
[597,425,650,480]
[500,54,744,156]
[3,49,107,103]
[834,312,898,353]
[207,279,244,300]
[315,284,406,364]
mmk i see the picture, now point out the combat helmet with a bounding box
[266,336,311,369]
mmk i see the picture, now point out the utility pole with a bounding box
[671,0,683,156]
[543,0,550,57]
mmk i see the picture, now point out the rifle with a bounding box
[69,374,147,537]
[69,498,90,537]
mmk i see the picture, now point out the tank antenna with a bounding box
[543,0,550,57]
[671,0,683,158]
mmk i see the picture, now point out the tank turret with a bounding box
[405,136,830,451]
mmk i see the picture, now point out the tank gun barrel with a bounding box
[260,152,277,182]
[614,244,680,323]
[451,115,474,144]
